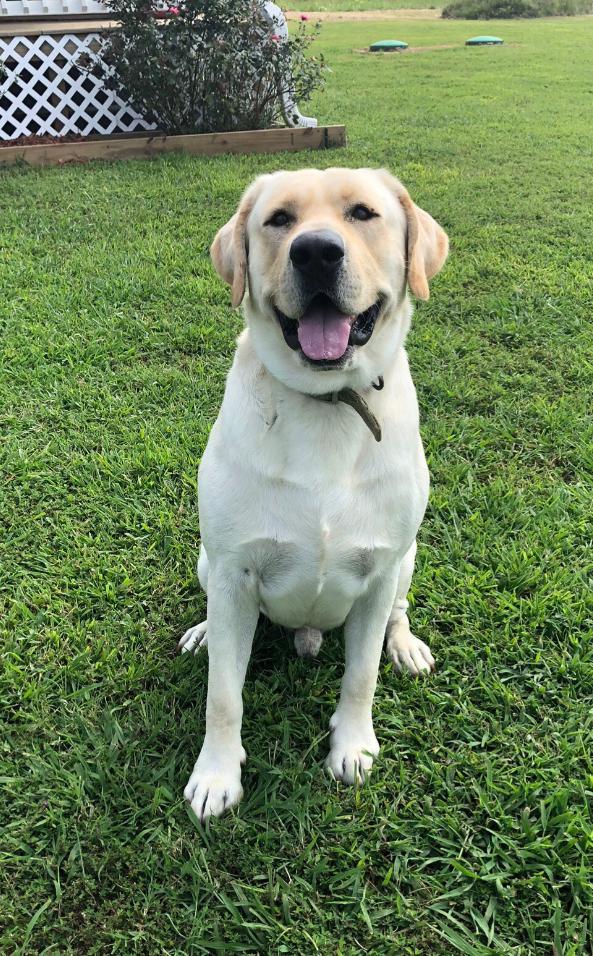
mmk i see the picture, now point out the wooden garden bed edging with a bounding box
[0,125,347,167]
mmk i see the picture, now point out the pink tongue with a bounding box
[297,302,353,361]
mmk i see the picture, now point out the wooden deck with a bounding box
[0,17,119,36]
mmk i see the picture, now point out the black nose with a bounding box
[289,229,345,280]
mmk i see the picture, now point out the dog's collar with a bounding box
[311,375,384,442]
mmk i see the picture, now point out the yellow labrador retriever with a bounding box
[179,168,448,820]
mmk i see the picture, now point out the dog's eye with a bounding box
[350,204,378,222]
[265,210,293,228]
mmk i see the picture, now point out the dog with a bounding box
[179,167,448,821]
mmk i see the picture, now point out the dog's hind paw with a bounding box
[386,619,434,675]
[178,620,208,654]
[294,627,323,658]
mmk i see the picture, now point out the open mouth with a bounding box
[274,293,383,366]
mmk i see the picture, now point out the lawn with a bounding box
[2,13,593,956]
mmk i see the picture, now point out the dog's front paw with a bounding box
[386,620,435,675]
[184,745,246,821]
[178,620,207,655]
[325,713,379,784]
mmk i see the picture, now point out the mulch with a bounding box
[0,133,86,149]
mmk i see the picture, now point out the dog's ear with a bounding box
[378,170,449,301]
[210,177,266,308]
[398,189,449,301]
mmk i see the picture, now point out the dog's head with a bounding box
[211,168,448,394]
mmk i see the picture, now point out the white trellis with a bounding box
[0,32,157,139]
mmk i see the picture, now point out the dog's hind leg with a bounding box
[385,541,435,675]
[294,627,323,658]
[178,545,209,654]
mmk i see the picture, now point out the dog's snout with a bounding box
[289,230,345,279]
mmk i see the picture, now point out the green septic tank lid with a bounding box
[466,35,503,45]
[370,39,408,51]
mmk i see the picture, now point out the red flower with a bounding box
[270,33,281,41]
[168,5,180,13]
[300,13,309,19]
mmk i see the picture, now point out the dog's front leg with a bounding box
[184,569,259,821]
[326,566,400,785]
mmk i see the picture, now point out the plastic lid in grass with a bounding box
[370,39,408,52]
[466,35,503,46]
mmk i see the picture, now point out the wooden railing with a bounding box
[0,1,112,18]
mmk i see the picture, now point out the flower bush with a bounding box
[442,0,593,15]
[88,0,325,135]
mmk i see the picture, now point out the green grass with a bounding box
[2,14,593,956]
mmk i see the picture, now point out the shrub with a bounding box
[87,0,325,135]
[442,0,593,16]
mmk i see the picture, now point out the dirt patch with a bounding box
[0,133,87,149]
[0,131,160,150]
[405,42,457,50]
[286,9,441,21]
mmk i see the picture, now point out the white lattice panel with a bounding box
[0,31,157,139]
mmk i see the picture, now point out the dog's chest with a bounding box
[241,481,398,630]
[199,354,428,630]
